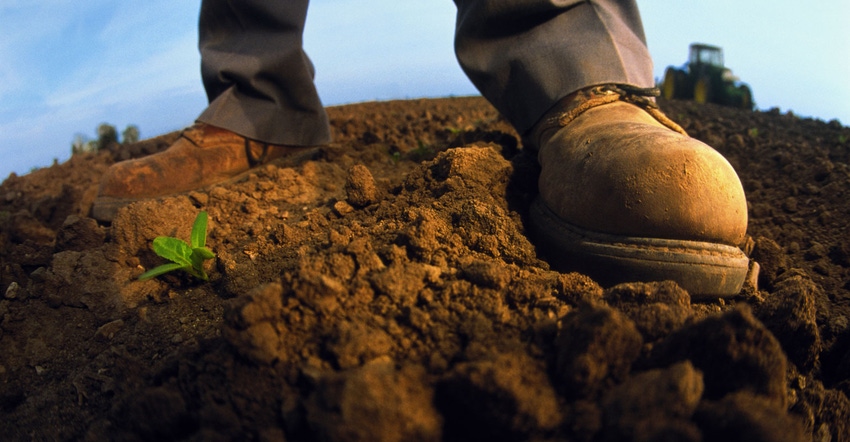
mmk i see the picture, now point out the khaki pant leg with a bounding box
[196,0,331,146]
[454,0,654,134]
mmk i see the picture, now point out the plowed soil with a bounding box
[2,97,850,441]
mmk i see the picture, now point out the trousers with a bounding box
[196,0,653,146]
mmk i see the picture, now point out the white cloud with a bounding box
[45,32,203,109]
[0,1,205,178]
[0,2,78,101]
[39,0,202,108]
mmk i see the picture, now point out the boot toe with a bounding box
[91,123,295,222]
[537,102,747,246]
[533,101,750,296]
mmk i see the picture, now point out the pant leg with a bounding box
[196,0,331,146]
[454,0,654,135]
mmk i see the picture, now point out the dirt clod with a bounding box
[345,164,379,207]
[306,359,442,442]
[555,305,643,399]
[438,351,561,440]
[650,306,788,407]
[754,272,823,371]
[601,361,704,441]
[694,392,806,442]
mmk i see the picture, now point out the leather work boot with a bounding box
[91,123,315,222]
[527,85,750,297]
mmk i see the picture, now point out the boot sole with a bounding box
[91,146,321,223]
[530,198,750,298]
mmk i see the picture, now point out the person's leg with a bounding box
[454,0,652,134]
[453,0,750,297]
[93,0,329,222]
[198,0,330,146]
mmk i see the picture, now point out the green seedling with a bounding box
[747,127,760,139]
[138,211,215,281]
[410,139,435,161]
[446,126,463,136]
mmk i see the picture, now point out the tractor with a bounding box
[661,43,753,110]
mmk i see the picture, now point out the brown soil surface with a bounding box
[2,97,850,441]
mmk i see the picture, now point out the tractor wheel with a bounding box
[662,68,679,99]
[694,77,711,104]
[739,85,753,110]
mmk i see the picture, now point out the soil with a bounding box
[2,96,850,441]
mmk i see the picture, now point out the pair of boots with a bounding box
[93,85,749,297]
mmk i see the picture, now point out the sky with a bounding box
[1,1,848,180]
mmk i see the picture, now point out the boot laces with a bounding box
[556,84,687,136]
[526,84,688,151]
[245,140,271,167]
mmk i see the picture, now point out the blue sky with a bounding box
[1,1,848,180]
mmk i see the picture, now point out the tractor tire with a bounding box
[694,77,711,104]
[739,85,754,110]
[662,68,679,99]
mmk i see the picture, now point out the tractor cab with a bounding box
[689,44,724,69]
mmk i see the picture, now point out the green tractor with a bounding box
[661,43,753,110]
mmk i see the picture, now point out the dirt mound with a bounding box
[1,97,850,441]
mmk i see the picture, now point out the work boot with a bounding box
[92,123,315,222]
[527,85,749,297]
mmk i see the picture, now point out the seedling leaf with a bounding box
[138,262,187,281]
[194,247,215,260]
[151,236,193,268]
[190,211,208,249]
[138,211,215,282]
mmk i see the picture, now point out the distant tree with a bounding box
[71,123,141,156]
[71,133,98,155]
[71,133,86,155]
[122,125,140,144]
[96,123,119,151]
